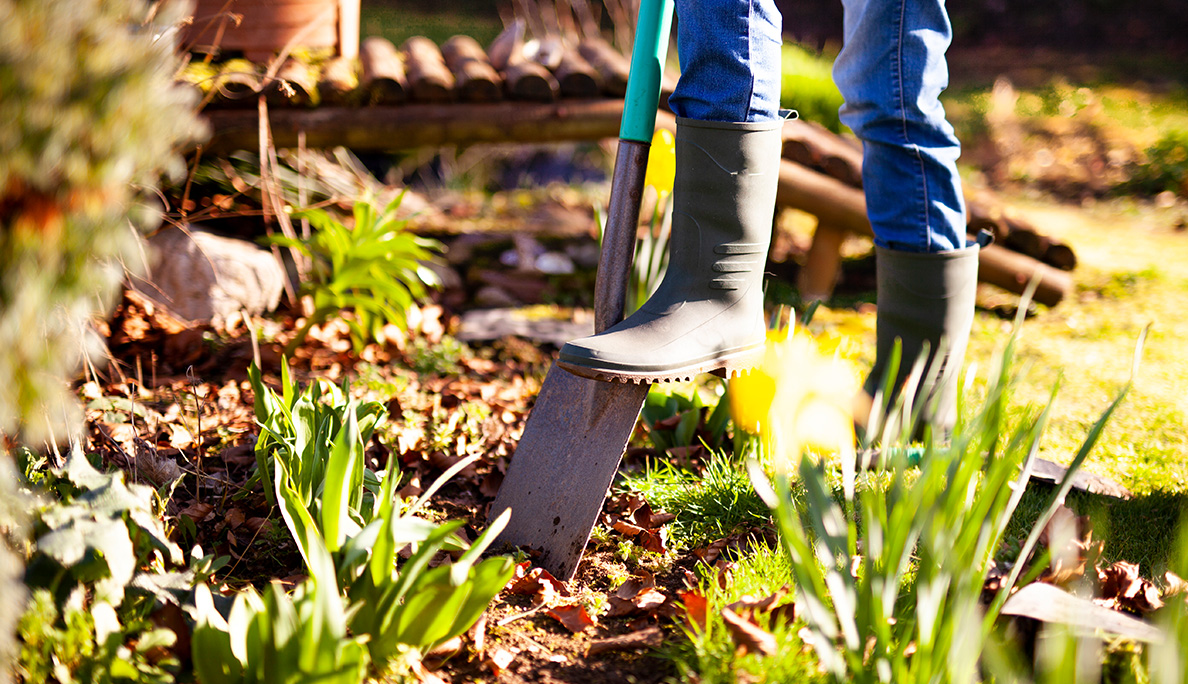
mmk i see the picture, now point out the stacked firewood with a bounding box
[180,34,631,108]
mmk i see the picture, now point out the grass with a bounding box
[659,541,826,684]
[360,4,502,49]
[623,452,771,553]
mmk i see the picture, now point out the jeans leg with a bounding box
[834,0,966,253]
[668,0,783,123]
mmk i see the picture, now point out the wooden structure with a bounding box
[189,34,1076,305]
[186,0,360,61]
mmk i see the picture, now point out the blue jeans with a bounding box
[668,0,966,253]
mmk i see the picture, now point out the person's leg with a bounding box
[557,0,785,383]
[834,0,979,435]
[668,0,784,123]
[835,0,965,253]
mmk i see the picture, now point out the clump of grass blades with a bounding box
[623,451,771,552]
[662,541,827,684]
[750,299,1146,682]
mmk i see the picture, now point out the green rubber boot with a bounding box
[863,241,982,438]
[557,117,782,383]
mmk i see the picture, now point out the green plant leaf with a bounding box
[321,406,361,553]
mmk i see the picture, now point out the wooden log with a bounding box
[265,59,319,107]
[774,158,1072,305]
[359,37,407,104]
[441,34,503,103]
[781,118,864,187]
[316,55,359,105]
[976,241,1073,307]
[201,99,626,152]
[783,120,1078,272]
[211,58,261,107]
[503,57,559,102]
[577,38,629,96]
[402,36,455,103]
[799,222,847,302]
[966,192,1077,270]
[554,49,603,99]
[776,158,872,237]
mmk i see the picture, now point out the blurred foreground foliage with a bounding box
[0,0,204,445]
[0,0,204,679]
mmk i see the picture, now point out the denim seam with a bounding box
[894,0,933,252]
[744,0,757,121]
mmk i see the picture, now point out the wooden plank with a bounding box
[201,99,625,152]
[1002,582,1163,642]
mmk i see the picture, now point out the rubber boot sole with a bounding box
[555,341,765,384]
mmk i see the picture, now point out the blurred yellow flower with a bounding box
[730,325,862,475]
[644,128,676,197]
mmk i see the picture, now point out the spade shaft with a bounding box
[489,0,674,581]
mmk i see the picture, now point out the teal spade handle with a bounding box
[619,0,675,143]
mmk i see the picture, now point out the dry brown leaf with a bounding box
[179,502,214,523]
[586,626,664,657]
[508,564,571,605]
[224,508,245,530]
[694,538,730,565]
[638,528,668,555]
[1097,561,1164,614]
[679,590,709,633]
[1164,571,1188,598]
[611,518,646,537]
[607,587,668,618]
[614,571,656,599]
[721,606,777,656]
[547,604,595,633]
[726,587,796,629]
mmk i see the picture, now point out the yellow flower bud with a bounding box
[643,128,676,197]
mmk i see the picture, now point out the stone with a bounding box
[132,226,285,326]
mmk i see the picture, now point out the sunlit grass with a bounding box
[658,541,827,684]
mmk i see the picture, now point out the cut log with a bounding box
[265,59,318,107]
[967,192,1077,270]
[316,55,359,106]
[554,50,603,99]
[402,36,455,103]
[577,38,629,96]
[776,158,872,237]
[503,58,560,102]
[781,119,864,188]
[976,241,1073,307]
[359,37,407,104]
[799,222,847,302]
[773,157,1072,305]
[441,34,503,103]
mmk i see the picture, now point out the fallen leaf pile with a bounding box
[601,492,674,555]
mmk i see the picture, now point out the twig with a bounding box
[221,510,274,582]
[496,597,548,627]
[186,366,204,497]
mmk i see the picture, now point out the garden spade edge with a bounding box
[488,0,675,581]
